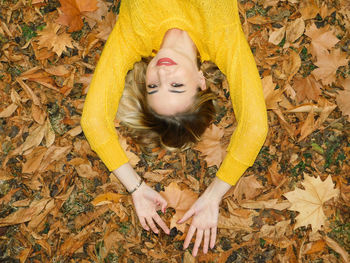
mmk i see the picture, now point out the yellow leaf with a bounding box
[160,182,198,233]
[91,192,123,206]
[283,175,339,232]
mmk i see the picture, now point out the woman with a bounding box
[81,0,268,257]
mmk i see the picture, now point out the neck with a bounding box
[160,28,198,62]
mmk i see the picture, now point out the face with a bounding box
[145,48,206,116]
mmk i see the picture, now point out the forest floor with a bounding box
[0,0,349,262]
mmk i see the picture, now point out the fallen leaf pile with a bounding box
[0,0,349,262]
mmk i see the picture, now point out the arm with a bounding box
[81,12,140,171]
[81,11,169,234]
[178,23,268,257]
[214,24,268,186]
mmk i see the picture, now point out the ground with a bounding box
[0,0,349,262]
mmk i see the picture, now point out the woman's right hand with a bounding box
[132,182,170,235]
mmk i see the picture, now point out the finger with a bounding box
[146,217,159,234]
[192,229,203,257]
[183,225,196,249]
[210,226,217,249]
[159,197,167,213]
[153,213,170,234]
[178,208,194,224]
[203,229,210,254]
[139,217,150,231]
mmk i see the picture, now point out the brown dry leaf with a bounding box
[75,163,99,179]
[160,182,198,233]
[193,124,226,168]
[300,0,319,20]
[312,49,348,86]
[57,0,98,32]
[38,145,72,172]
[44,65,70,76]
[262,75,284,110]
[233,175,263,202]
[323,236,349,263]
[83,0,109,29]
[143,169,173,183]
[283,174,339,232]
[303,239,326,255]
[0,198,49,227]
[91,192,123,206]
[240,199,291,211]
[118,135,140,166]
[31,104,46,125]
[282,49,301,83]
[298,107,315,141]
[96,11,117,41]
[268,26,286,46]
[22,124,46,153]
[286,17,305,43]
[36,23,74,57]
[22,146,47,174]
[58,223,95,256]
[0,103,18,118]
[336,78,350,121]
[305,23,340,59]
[293,75,322,102]
[259,220,291,241]
[44,119,55,147]
[218,212,254,232]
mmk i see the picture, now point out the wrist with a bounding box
[204,177,232,203]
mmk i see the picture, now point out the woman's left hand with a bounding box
[177,192,221,257]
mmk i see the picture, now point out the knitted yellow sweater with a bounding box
[81,0,268,186]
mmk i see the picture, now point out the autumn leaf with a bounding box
[293,75,322,102]
[336,78,350,121]
[57,0,98,32]
[299,0,319,20]
[305,23,339,59]
[312,49,348,86]
[233,175,263,202]
[268,26,286,46]
[36,23,74,57]
[91,192,123,206]
[286,17,305,43]
[283,175,339,232]
[193,124,226,168]
[262,75,284,110]
[96,11,117,41]
[160,182,198,233]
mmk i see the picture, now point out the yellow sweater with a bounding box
[81,0,268,186]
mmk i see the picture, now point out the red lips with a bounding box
[156,57,177,66]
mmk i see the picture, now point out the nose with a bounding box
[157,66,171,82]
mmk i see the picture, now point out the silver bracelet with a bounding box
[129,179,143,194]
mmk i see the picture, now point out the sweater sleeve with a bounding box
[213,25,268,186]
[81,14,141,171]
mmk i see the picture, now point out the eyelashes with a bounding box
[147,83,184,88]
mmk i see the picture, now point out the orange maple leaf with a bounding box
[193,124,226,168]
[293,75,322,103]
[160,182,198,233]
[57,0,98,32]
[312,49,348,86]
[305,23,339,59]
[36,23,74,57]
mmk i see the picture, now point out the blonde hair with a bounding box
[117,57,224,154]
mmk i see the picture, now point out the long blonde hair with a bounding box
[117,57,224,154]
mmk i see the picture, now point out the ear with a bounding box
[198,70,207,91]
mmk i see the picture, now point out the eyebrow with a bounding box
[148,90,185,95]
